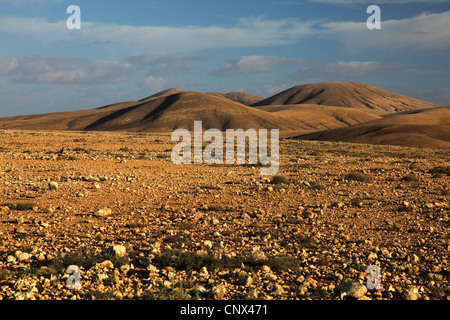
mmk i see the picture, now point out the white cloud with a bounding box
[0,16,315,55]
[211,55,305,76]
[319,11,450,52]
[126,54,206,75]
[0,57,19,75]
[0,10,446,58]
[0,17,64,39]
[300,61,409,78]
[0,56,135,84]
[141,76,167,92]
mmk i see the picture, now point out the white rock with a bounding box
[95,208,112,217]
[202,240,213,250]
[404,286,420,300]
[96,260,114,270]
[248,250,267,263]
[337,282,368,299]
[18,252,31,261]
[260,265,271,273]
[368,252,378,260]
[147,264,159,274]
[48,181,59,190]
[209,284,227,299]
[110,245,127,257]
[15,250,31,261]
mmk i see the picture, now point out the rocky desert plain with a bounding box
[0,82,448,301]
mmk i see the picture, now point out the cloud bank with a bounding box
[211,56,305,76]
[0,56,135,84]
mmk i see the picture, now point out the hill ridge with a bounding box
[252,81,442,115]
[0,82,448,149]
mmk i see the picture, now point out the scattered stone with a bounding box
[381,248,393,259]
[368,252,378,261]
[103,245,127,257]
[93,273,109,283]
[337,282,368,299]
[237,275,253,286]
[246,288,259,299]
[46,207,55,214]
[199,266,209,279]
[48,181,59,190]
[262,272,277,281]
[303,277,318,288]
[247,250,267,263]
[15,251,31,261]
[95,260,114,270]
[0,131,448,301]
[202,240,213,250]
[95,208,112,217]
[273,283,285,295]
[411,254,420,263]
[332,201,345,208]
[209,284,227,300]
[303,209,315,219]
[241,213,251,219]
[14,226,26,234]
[403,286,420,300]
[298,286,308,295]
[261,265,271,273]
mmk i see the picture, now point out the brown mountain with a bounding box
[0,91,305,132]
[254,104,381,131]
[0,101,141,131]
[252,81,442,115]
[138,88,186,103]
[207,92,263,106]
[293,106,450,149]
[0,91,381,134]
[82,91,304,132]
[0,82,447,149]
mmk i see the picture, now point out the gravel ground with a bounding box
[0,130,448,300]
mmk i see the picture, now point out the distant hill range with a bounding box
[0,81,448,149]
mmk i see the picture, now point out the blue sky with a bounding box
[0,0,449,116]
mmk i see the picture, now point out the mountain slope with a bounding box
[252,81,442,115]
[84,91,376,133]
[83,91,304,132]
[0,91,383,133]
[293,106,450,149]
[0,91,308,132]
[207,92,263,106]
[138,88,186,103]
[254,104,381,131]
[0,101,141,131]
[0,83,447,150]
